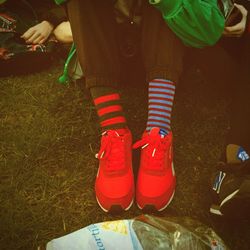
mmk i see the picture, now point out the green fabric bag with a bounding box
[54,0,67,5]
[150,0,225,48]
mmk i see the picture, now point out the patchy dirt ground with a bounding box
[1,64,250,250]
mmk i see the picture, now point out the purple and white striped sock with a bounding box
[146,78,176,136]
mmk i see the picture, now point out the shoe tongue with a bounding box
[226,144,250,163]
[115,128,127,136]
[105,128,127,136]
[149,127,160,136]
[237,147,250,162]
[149,127,166,138]
[159,128,167,137]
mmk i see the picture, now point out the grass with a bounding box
[0,64,250,250]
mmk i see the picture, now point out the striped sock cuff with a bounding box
[93,92,127,131]
[94,93,120,105]
[146,79,176,134]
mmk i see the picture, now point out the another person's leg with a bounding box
[67,0,134,212]
[190,38,250,216]
[225,35,250,156]
[190,39,250,162]
[213,42,250,216]
[133,2,184,211]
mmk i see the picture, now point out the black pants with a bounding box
[67,0,184,89]
[189,34,250,150]
[67,0,249,150]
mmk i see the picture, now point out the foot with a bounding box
[95,129,134,212]
[210,159,250,217]
[133,127,175,211]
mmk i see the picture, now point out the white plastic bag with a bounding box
[46,215,229,250]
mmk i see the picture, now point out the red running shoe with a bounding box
[133,127,175,211]
[95,129,134,212]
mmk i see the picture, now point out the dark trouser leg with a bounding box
[66,0,120,88]
[189,38,250,151]
[227,35,250,150]
[141,2,184,83]
[67,1,128,131]
[140,2,184,134]
[231,34,250,150]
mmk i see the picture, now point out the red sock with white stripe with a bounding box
[146,78,176,136]
[90,86,127,133]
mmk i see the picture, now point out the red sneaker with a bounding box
[133,127,175,211]
[95,129,134,212]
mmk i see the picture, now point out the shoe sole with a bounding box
[96,195,134,213]
[137,189,175,212]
